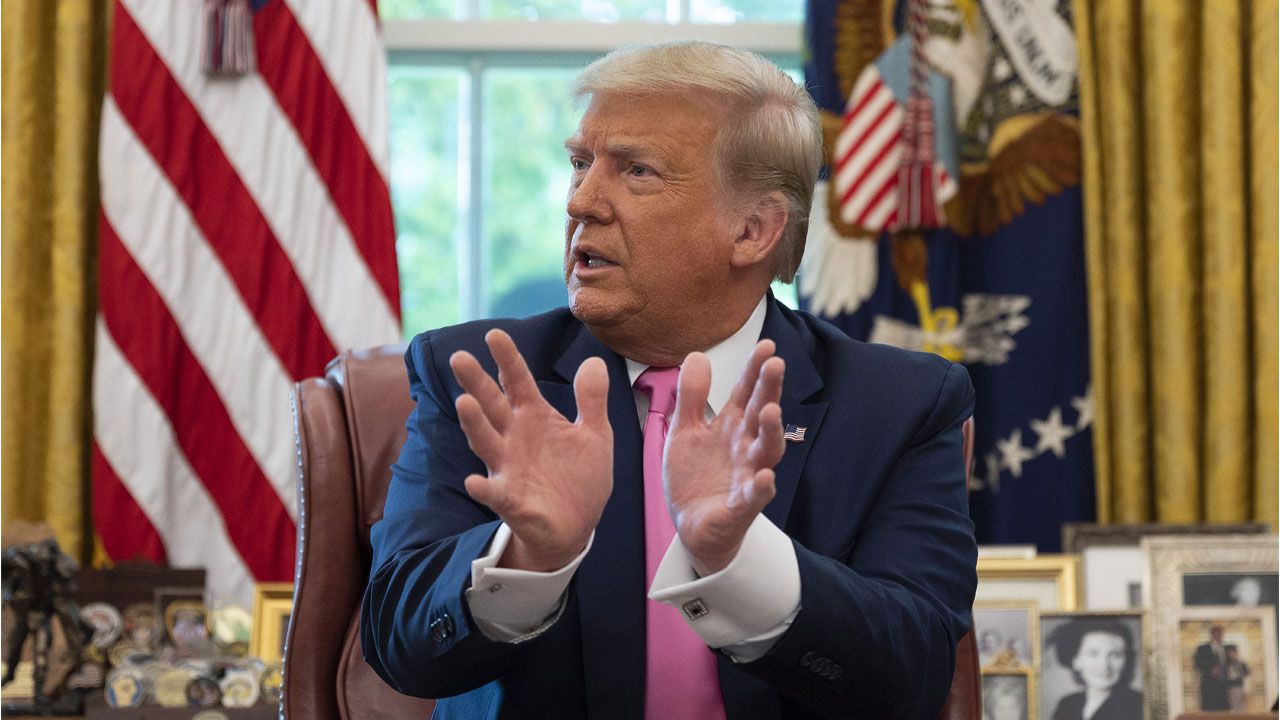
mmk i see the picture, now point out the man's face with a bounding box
[563,90,742,337]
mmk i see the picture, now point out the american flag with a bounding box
[832,56,957,232]
[783,424,807,443]
[93,0,401,605]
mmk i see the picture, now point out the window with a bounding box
[383,4,803,337]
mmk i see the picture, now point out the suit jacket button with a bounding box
[430,614,454,643]
[800,651,817,668]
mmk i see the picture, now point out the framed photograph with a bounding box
[250,583,294,664]
[1142,533,1278,720]
[976,556,1081,611]
[1183,572,1279,621]
[1060,523,1268,610]
[1167,606,1277,715]
[1039,611,1144,720]
[974,601,1038,672]
[983,670,1036,720]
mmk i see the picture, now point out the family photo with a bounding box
[1174,611,1277,714]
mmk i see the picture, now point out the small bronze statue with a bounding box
[2,539,93,715]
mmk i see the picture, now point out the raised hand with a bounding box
[449,329,613,572]
[662,340,786,576]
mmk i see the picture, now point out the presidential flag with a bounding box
[802,0,1094,550]
[93,0,400,603]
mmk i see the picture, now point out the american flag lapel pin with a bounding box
[783,424,806,443]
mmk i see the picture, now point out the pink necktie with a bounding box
[634,367,727,720]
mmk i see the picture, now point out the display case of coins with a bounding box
[51,563,281,720]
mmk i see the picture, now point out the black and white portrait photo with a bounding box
[1184,573,1278,610]
[1184,573,1279,632]
[983,673,1031,720]
[1040,614,1143,720]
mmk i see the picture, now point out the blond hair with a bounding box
[573,42,821,282]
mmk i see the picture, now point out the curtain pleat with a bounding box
[1076,0,1278,526]
[1,0,110,560]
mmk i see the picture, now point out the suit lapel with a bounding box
[543,324,647,720]
[756,299,827,530]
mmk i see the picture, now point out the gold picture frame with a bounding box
[976,555,1081,611]
[973,600,1040,673]
[250,582,294,664]
[1141,534,1278,720]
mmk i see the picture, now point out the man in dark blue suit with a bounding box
[361,41,977,720]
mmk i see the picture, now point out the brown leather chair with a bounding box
[284,346,980,720]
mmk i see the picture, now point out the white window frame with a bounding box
[383,16,803,322]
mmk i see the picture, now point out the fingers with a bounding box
[743,357,785,436]
[486,329,542,407]
[450,350,513,433]
[726,467,777,515]
[456,393,503,465]
[674,353,712,428]
[726,340,776,412]
[744,468,777,512]
[751,401,785,467]
[573,356,610,431]
[464,473,506,512]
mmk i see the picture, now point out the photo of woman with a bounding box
[1041,614,1143,720]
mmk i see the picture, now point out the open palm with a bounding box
[663,340,786,576]
[450,329,613,572]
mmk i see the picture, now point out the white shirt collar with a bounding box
[624,295,768,416]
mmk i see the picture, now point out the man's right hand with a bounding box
[449,329,613,572]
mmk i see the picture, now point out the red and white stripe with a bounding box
[94,0,400,604]
[832,64,957,232]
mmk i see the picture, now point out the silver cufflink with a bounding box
[682,599,709,621]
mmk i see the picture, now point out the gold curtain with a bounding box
[1076,0,1278,525]
[1,0,111,561]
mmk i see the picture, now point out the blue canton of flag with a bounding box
[802,0,1095,550]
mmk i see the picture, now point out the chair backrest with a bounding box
[285,345,435,720]
[284,346,981,720]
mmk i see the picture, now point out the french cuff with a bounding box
[648,514,801,651]
[465,523,593,643]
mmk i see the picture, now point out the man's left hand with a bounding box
[663,340,786,576]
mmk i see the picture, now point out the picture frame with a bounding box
[1060,523,1268,610]
[982,670,1036,720]
[1141,534,1279,720]
[250,582,294,664]
[1039,610,1145,720]
[974,601,1039,672]
[1061,523,1269,555]
[976,555,1081,611]
[1165,606,1277,716]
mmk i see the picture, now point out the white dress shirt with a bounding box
[465,296,801,662]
